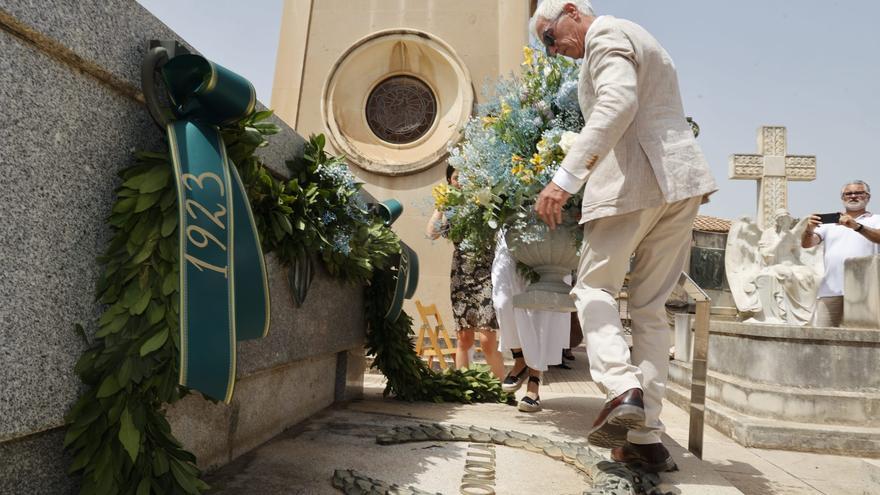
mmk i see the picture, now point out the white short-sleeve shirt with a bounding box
[814,212,880,297]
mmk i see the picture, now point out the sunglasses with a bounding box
[843,191,869,197]
[541,12,566,56]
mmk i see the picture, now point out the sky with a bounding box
[136,0,880,221]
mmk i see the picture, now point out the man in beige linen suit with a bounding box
[532,1,717,473]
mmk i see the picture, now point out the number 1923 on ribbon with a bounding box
[180,171,231,278]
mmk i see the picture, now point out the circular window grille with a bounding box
[365,76,437,144]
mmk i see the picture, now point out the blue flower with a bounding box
[442,48,585,252]
[554,79,579,113]
[321,211,337,225]
[332,230,352,255]
[318,162,359,194]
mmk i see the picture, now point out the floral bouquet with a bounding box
[438,46,585,254]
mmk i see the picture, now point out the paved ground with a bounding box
[539,347,879,495]
[204,346,878,494]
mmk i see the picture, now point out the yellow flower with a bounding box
[501,101,512,117]
[529,153,544,167]
[536,138,548,154]
[511,154,525,175]
[481,115,498,128]
[522,46,534,66]
[432,183,449,209]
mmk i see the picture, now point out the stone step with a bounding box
[666,378,880,458]
[669,359,880,428]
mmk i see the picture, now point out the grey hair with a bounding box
[529,0,595,40]
[842,180,871,194]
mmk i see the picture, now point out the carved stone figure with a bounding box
[725,210,824,324]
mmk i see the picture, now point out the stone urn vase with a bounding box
[505,220,580,312]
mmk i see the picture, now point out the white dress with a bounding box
[491,232,570,371]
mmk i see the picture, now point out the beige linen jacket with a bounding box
[554,16,718,223]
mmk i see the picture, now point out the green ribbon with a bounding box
[162,55,269,402]
[372,198,418,322]
[384,241,419,322]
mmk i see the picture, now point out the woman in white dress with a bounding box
[492,231,570,412]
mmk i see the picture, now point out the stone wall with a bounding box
[844,254,880,329]
[272,0,532,330]
[0,1,365,493]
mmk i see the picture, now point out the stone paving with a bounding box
[205,407,596,494]
[204,346,879,494]
[373,423,666,495]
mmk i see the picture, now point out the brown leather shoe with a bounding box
[587,388,646,448]
[611,442,678,473]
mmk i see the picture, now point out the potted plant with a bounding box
[438,47,585,311]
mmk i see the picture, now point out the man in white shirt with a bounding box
[531,0,717,473]
[802,180,880,326]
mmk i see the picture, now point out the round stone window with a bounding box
[323,29,474,176]
[366,76,437,145]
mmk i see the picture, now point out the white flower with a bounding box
[559,131,580,154]
[474,187,494,206]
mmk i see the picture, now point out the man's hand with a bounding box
[802,214,822,248]
[805,214,821,234]
[536,182,572,229]
[840,212,859,230]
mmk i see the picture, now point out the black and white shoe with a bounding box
[502,350,528,393]
[517,376,542,412]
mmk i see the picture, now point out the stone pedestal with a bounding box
[667,320,880,457]
[844,254,880,329]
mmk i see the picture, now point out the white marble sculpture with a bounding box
[725,210,824,325]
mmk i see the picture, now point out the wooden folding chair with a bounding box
[414,300,457,369]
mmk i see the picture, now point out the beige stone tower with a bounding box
[272,0,532,329]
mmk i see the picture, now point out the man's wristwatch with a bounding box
[855,223,864,232]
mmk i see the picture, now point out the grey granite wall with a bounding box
[0,1,363,493]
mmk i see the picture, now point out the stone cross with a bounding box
[729,126,816,229]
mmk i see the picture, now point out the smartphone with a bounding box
[817,212,841,224]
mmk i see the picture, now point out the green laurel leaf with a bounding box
[119,407,140,463]
[137,166,172,193]
[96,375,122,398]
[139,328,168,357]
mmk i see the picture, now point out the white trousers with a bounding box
[572,197,700,444]
[492,234,569,371]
